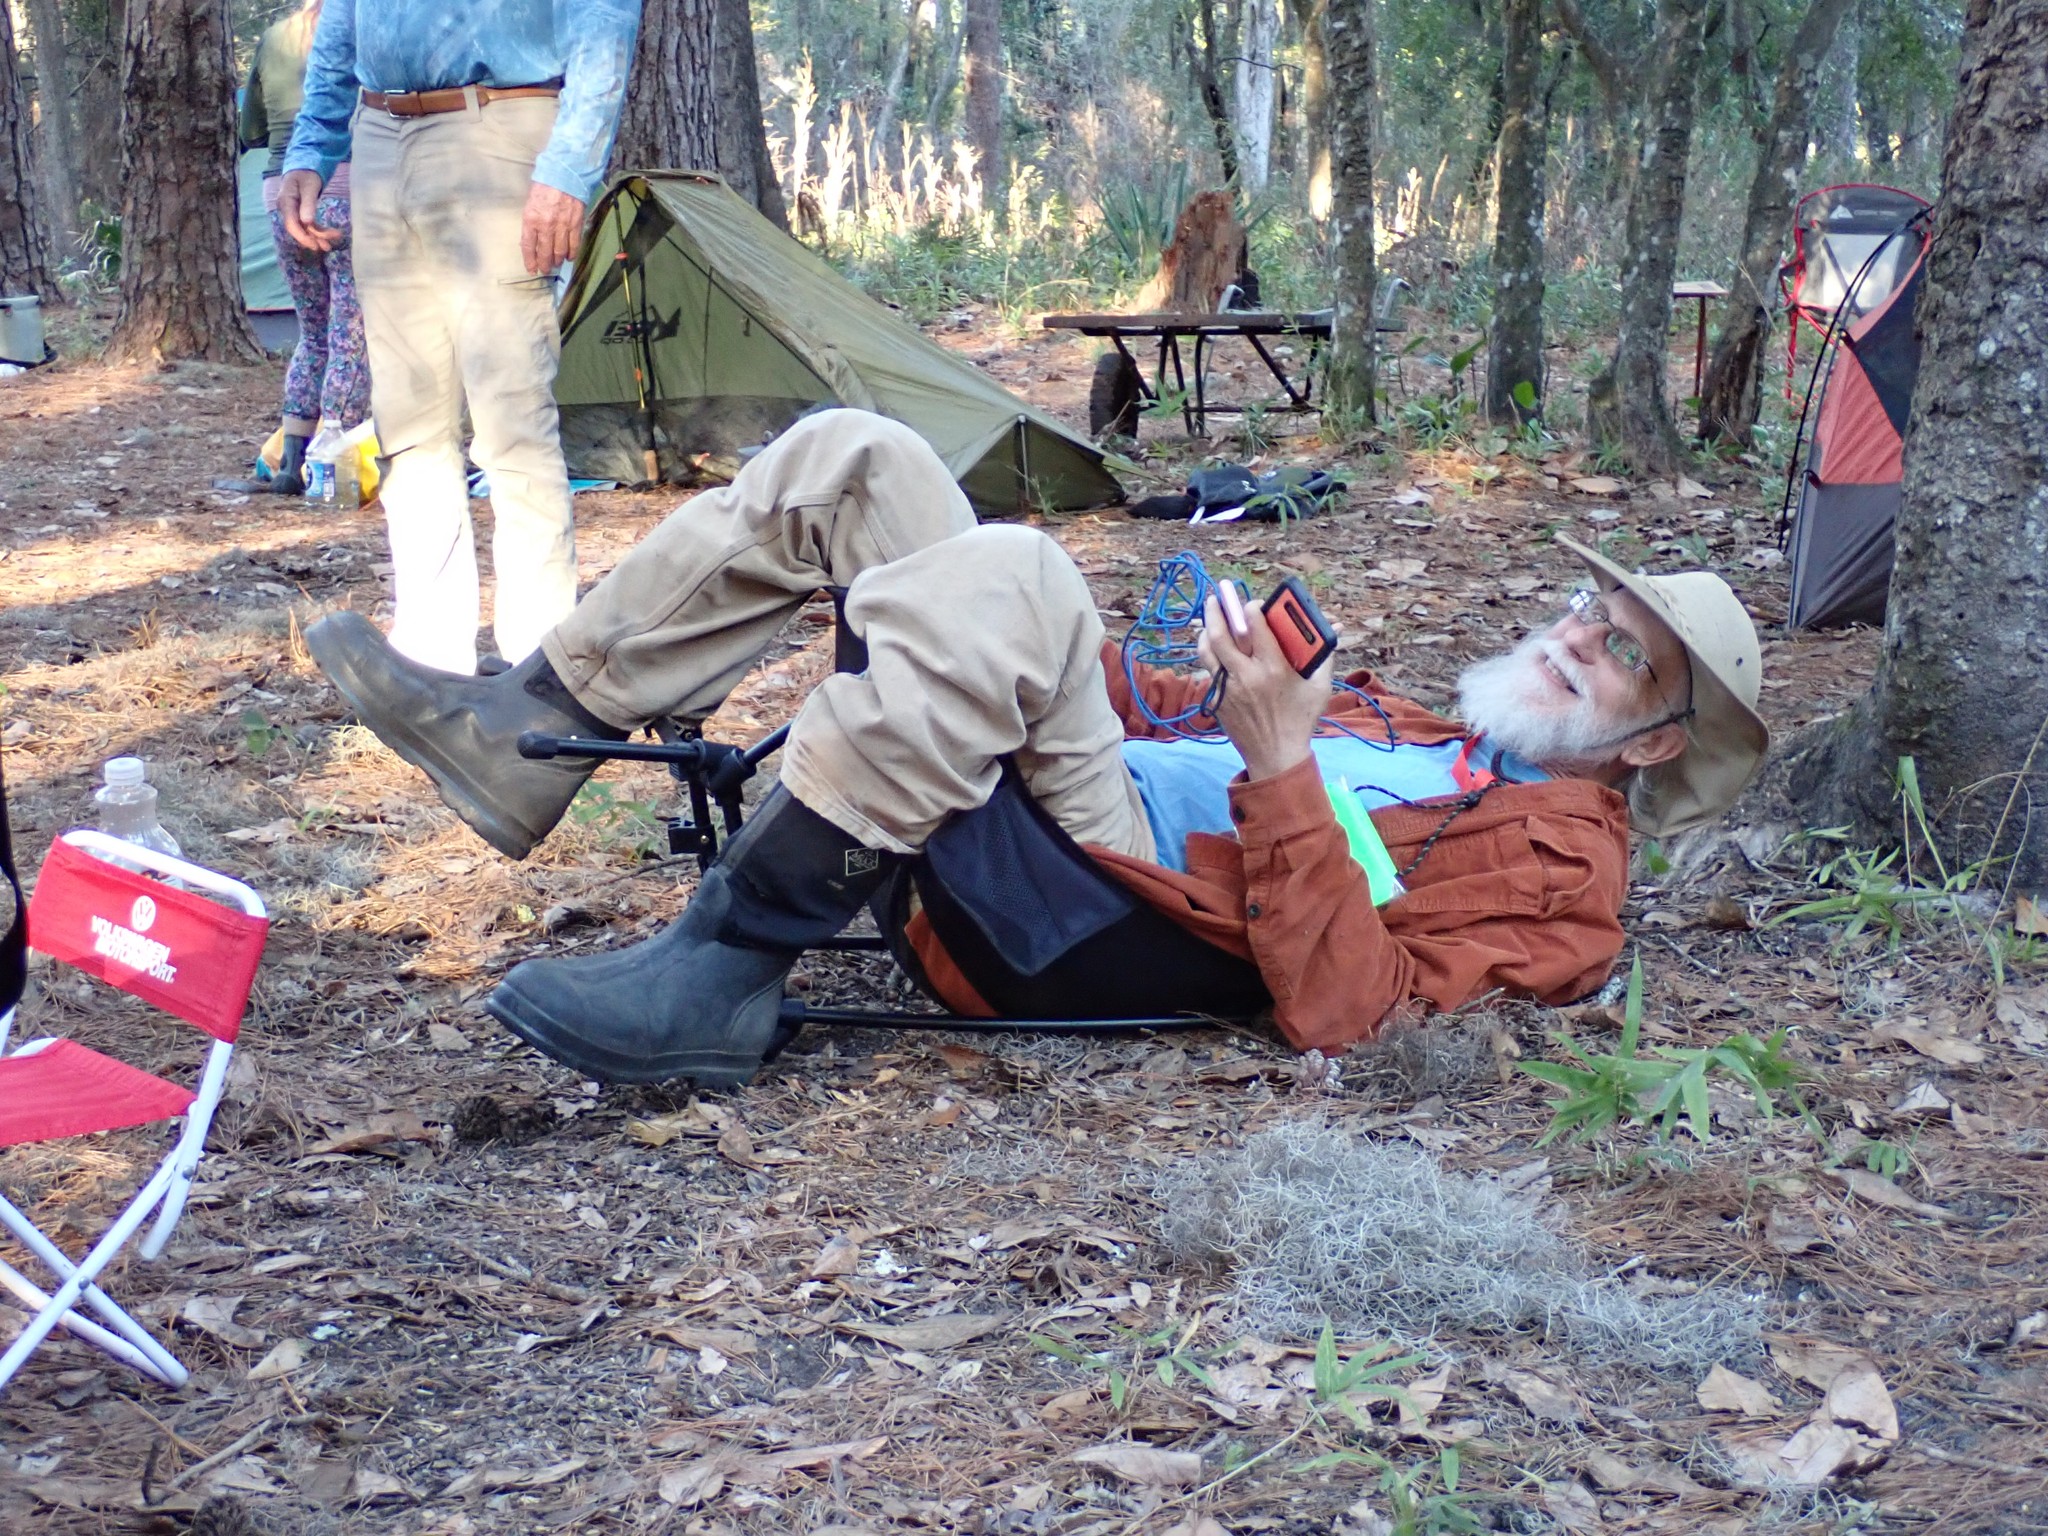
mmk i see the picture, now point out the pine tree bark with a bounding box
[1486,0,1546,424]
[24,0,82,253]
[104,0,257,363]
[962,0,1003,195]
[0,0,57,301]
[1788,0,2048,890]
[1584,0,1708,476]
[614,0,787,227]
[1696,0,1856,445]
[1322,0,1377,419]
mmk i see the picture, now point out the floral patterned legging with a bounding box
[271,196,370,431]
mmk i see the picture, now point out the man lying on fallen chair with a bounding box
[306,409,1769,1085]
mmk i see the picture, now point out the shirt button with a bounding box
[1246,903,1262,919]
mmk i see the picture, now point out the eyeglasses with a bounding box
[1567,588,1658,680]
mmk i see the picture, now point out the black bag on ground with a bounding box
[880,768,1270,1021]
[1127,463,1345,523]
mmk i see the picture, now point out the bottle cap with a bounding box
[102,756,147,786]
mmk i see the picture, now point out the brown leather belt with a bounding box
[362,83,561,117]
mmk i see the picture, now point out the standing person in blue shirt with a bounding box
[277,1,642,677]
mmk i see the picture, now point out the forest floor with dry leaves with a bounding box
[1,316,2045,1536]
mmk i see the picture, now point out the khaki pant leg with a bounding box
[543,409,977,727]
[396,97,577,666]
[351,110,480,674]
[781,523,1155,861]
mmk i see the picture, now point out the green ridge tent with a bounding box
[238,147,298,353]
[554,171,1121,516]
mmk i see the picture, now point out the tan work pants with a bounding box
[544,410,1155,860]
[350,96,577,675]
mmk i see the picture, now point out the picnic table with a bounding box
[1043,310,1336,437]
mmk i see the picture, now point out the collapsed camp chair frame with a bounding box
[0,832,268,1391]
[518,722,1226,1036]
[512,684,1261,1036]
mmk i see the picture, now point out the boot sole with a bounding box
[307,620,538,860]
[483,985,780,1088]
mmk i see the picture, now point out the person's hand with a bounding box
[1197,593,1336,781]
[521,183,586,275]
[280,169,341,252]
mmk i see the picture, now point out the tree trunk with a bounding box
[1233,0,1277,189]
[615,0,787,228]
[1,0,57,301]
[1,2,57,302]
[1486,0,1546,424]
[1696,0,1856,445]
[104,0,257,363]
[870,0,926,165]
[1584,0,1707,476]
[714,0,788,227]
[74,0,125,211]
[962,0,1003,195]
[1290,0,1332,219]
[1788,0,2048,893]
[1322,0,1376,419]
[1186,0,1241,186]
[24,0,81,253]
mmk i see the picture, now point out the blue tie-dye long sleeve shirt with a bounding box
[281,0,641,204]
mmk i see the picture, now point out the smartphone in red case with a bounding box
[1263,575,1339,677]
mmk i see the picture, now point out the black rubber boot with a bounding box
[305,611,627,858]
[213,431,310,495]
[267,432,310,495]
[484,788,894,1085]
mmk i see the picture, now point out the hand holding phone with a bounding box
[1263,575,1339,677]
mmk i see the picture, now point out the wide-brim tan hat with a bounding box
[1557,537,1770,837]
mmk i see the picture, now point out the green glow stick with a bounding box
[1325,780,1406,906]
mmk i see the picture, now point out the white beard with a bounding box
[1457,634,1651,764]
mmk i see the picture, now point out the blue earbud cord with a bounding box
[1119,550,1400,750]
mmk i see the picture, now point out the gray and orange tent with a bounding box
[1780,184,1933,629]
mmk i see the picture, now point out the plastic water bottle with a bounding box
[94,757,182,862]
[303,422,343,505]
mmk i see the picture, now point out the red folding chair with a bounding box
[0,830,268,1390]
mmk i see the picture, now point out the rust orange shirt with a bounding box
[910,648,1633,1053]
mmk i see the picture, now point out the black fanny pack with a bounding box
[889,767,1270,1021]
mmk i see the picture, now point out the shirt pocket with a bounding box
[1389,821,1547,917]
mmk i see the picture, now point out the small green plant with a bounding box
[1520,956,1814,1144]
[1237,400,1275,457]
[1308,1321,1425,1428]
[1027,1321,1217,1412]
[1298,1443,1485,1535]
[1768,760,1993,953]
[567,781,664,857]
[1859,1136,1913,1179]
[1143,383,1193,424]
[241,707,283,758]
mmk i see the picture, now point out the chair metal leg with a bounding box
[0,1257,170,1381]
[0,1176,189,1388]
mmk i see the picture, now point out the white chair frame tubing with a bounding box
[0,832,265,1391]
